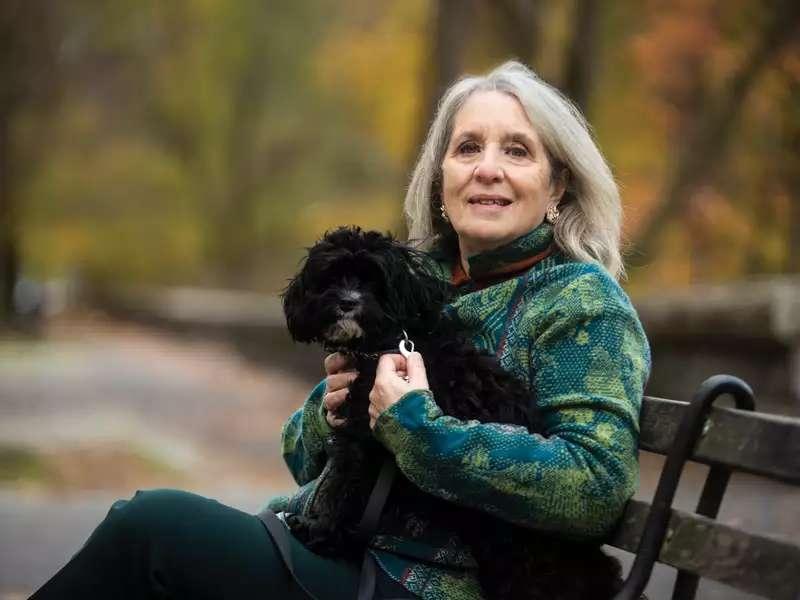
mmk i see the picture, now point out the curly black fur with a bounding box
[282,226,622,600]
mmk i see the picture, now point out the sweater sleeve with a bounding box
[372,271,651,539]
[280,379,333,486]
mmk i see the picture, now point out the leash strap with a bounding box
[356,458,397,544]
[357,551,378,600]
[358,541,411,600]
[259,459,406,600]
[256,509,320,600]
[355,458,398,599]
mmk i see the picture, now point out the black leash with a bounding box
[256,509,321,600]
[257,459,408,600]
[355,458,398,600]
[356,458,397,545]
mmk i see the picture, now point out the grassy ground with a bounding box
[0,442,183,491]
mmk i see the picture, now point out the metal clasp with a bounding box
[399,329,415,358]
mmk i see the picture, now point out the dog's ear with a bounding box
[382,242,453,329]
[281,268,314,343]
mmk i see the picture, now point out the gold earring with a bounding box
[440,203,450,223]
[545,204,560,224]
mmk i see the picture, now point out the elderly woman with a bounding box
[30,61,649,600]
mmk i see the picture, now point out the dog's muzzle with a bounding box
[324,318,364,343]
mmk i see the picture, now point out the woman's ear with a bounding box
[550,167,568,205]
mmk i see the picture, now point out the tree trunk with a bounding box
[562,0,598,114]
[785,78,800,273]
[632,0,800,262]
[414,0,475,147]
[398,0,476,236]
[495,0,541,66]
[0,108,18,320]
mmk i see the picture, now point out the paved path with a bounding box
[0,316,309,595]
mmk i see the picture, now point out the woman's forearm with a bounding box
[281,379,332,486]
[373,389,639,539]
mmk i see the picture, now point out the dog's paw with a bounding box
[285,513,313,543]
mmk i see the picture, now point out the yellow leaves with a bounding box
[21,136,204,282]
[311,0,429,164]
[297,194,400,239]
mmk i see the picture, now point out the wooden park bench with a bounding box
[608,375,800,600]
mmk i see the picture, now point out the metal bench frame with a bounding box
[610,375,800,600]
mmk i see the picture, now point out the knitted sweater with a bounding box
[267,222,651,599]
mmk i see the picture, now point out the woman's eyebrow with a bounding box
[450,129,483,144]
[503,131,537,147]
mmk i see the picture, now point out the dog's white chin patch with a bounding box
[324,319,364,343]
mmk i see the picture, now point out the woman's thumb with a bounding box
[406,352,428,386]
[405,351,422,369]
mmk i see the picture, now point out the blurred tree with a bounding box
[562,0,598,114]
[631,0,800,265]
[10,0,800,296]
[0,0,60,321]
[778,70,800,272]
[494,0,541,67]
[20,0,372,290]
[410,0,476,180]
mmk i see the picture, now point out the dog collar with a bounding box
[325,330,415,361]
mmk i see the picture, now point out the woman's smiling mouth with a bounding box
[468,195,512,206]
[467,194,511,208]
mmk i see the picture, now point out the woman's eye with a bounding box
[457,141,481,154]
[507,145,529,158]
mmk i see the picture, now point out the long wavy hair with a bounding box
[404,60,625,280]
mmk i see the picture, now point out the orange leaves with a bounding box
[630,0,722,130]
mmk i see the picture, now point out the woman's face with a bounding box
[441,90,565,259]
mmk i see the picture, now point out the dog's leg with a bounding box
[286,435,381,558]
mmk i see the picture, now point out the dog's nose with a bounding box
[339,298,359,313]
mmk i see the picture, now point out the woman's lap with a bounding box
[30,488,364,600]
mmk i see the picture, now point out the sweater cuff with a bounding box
[316,392,334,438]
[305,379,333,439]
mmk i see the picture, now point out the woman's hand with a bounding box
[323,352,358,429]
[368,352,429,430]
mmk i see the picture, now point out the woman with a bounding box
[29,61,649,600]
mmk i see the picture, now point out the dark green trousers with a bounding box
[29,489,413,599]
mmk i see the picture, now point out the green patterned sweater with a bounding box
[266,222,651,599]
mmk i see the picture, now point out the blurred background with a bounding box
[1,0,798,598]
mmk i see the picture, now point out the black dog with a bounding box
[282,226,622,600]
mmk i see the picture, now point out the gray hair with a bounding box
[404,60,624,279]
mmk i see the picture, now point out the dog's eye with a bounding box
[359,264,387,293]
[312,272,343,292]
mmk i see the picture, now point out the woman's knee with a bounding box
[101,488,214,546]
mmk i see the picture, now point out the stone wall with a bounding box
[83,276,800,415]
[634,276,800,415]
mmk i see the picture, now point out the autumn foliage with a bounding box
[1,0,797,313]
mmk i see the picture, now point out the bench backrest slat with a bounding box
[639,396,800,484]
[610,499,800,600]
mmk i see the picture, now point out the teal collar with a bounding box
[433,222,556,288]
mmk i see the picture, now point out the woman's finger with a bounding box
[375,353,406,376]
[404,352,430,389]
[324,388,349,412]
[368,402,379,430]
[326,371,358,394]
[327,412,347,428]
[324,352,354,375]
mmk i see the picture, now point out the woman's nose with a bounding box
[473,148,504,183]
